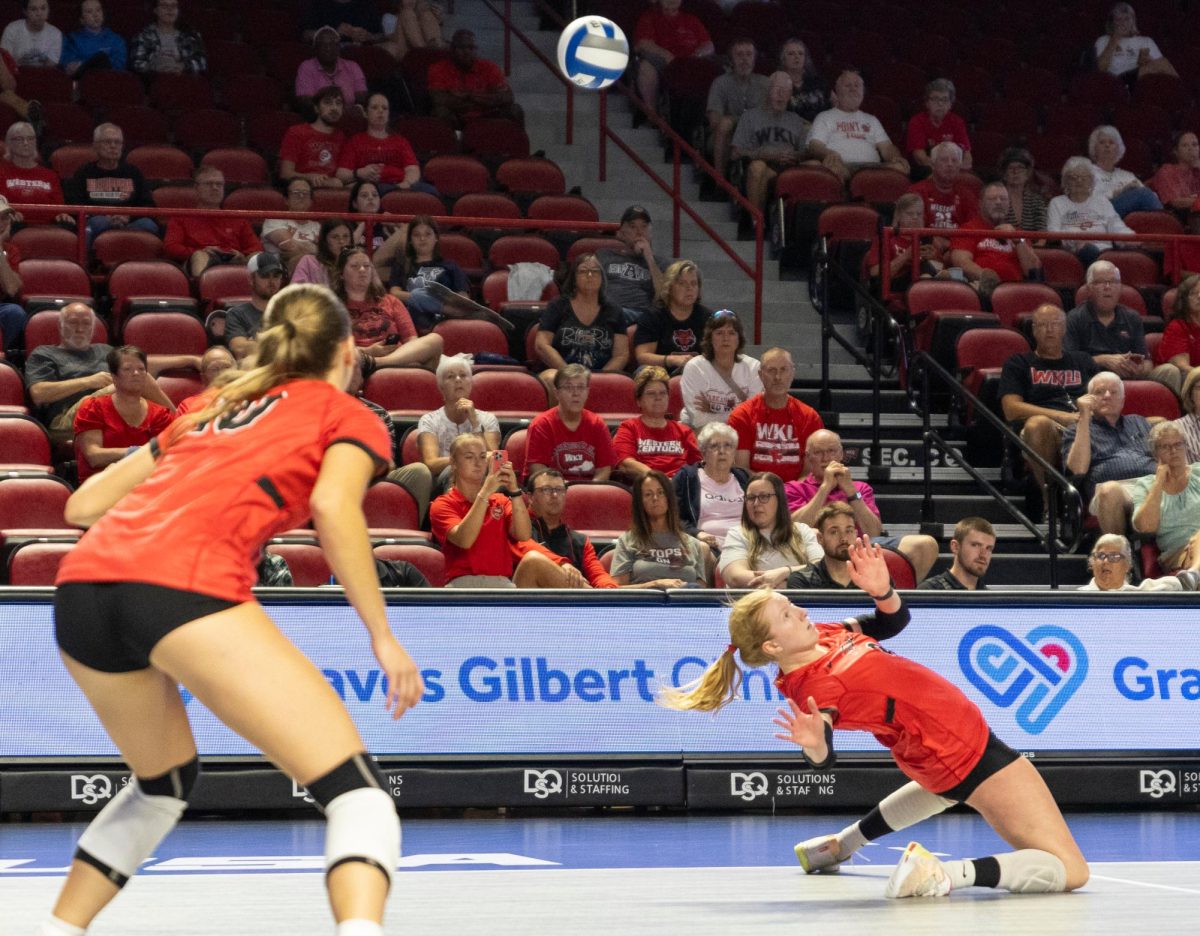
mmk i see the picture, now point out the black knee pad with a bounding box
[305,753,387,812]
[139,756,201,801]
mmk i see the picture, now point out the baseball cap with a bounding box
[620,205,651,225]
[247,252,284,275]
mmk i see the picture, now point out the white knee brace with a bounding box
[997,849,1068,893]
[324,787,400,889]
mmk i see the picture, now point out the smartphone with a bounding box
[384,333,402,345]
[489,450,508,474]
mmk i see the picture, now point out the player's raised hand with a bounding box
[772,696,827,751]
[846,535,890,597]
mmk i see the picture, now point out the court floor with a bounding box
[4,810,1199,934]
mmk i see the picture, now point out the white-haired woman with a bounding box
[673,421,749,550]
[1088,125,1163,218]
[1079,533,1198,590]
[1047,157,1135,266]
[416,352,501,492]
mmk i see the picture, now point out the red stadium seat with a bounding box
[452,192,522,224]
[363,368,441,417]
[559,482,632,539]
[245,111,305,160]
[265,543,330,587]
[8,540,74,585]
[79,69,147,109]
[468,370,548,419]
[818,204,880,243]
[174,109,242,155]
[106,105,172,150]
[206,39,263,81]
[381,190,446,217]
[527,195,600,225]
[156,373,205,406]
[422,155,490,198]
[905,280,981,320]
[11,226,78,262]
[149,74,216,114]
[24,308,107,353]
[20,259,92,314]
[223,187,288,212]
[48,143,95,181]
[123,312,208,356]
[488,235,559,270]
[260,40,309,83]
[362,480,424,535]
[108,261,195,335]
[373,543,446,587]
[16,66,72,104]
[399,426,421,466]
[848,168,911,209]
[342,44,397,85]
[1072,283,1147,315]
[222,74,287,118]
[480,269,557,317]
[584,372,638,421]
[1034,248,1085,293]
[40,103,93,147]
[881,547,916,590]
[198,264,252,311]
[667,375,684,419]
[0,361,26,414]
[1068,71,1129,111]
[776,166,844,206]
[974,99,1038,138]
[0,417,53,470]
[496,158,566,198]
[988,282,1063,330]
[152,186,200,210]
[461,118,530,168]
[956,327,1029,401]
[1124,211,1185,248]
[566,237,622,261]
[392,116,460,160]
[126,145,195,186]
[1131,73,1192,113]
[1145,331,1163,365]
[1122,380,1181,420]
[432,319,510,358]
[312,188,351,213]
[501,426,527,479]
[437,233,485,282]
[1096,250,1162,288]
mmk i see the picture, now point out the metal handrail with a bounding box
[483,0,574,145]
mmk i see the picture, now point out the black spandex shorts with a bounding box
[937,730,1022,802]
[55,582,239,673]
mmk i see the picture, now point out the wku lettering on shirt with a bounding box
[1030,368,1083,386]
[756,423,796,442]
[750,126,803,148]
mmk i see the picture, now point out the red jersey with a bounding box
[612,416,700,477]
[347,295,417,347]
[57,380,392,602]
[909,178,978,230]
[950,217,1024,282]
[427,57,507,94]
[1157,317,1200,367]
[523,408,617,482]
[0,160,64,223]
[633,9,711,58]
[73,395,173,481]
[338,132,418,184]
[429,486,516,580]
[776,623,990,793]
[164,216,261,260]
[278,123,345,178]
[726,395,824,482]
[903,111,972,156]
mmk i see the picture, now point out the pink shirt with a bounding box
[294,56,367,101]
[698,469,745,543]
[784,475,880,534]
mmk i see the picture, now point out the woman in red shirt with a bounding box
[613,365,701,479]
[47,284,423,936]
[335,245,443,370]
[661,540,1088,899]
[1154,274,1200,396]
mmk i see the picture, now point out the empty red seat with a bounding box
[559,482,632,539]
[380,189,446,217]
[432,319,510,358]
[372,543,445,587]
[776,166,844,205]
[11,226,78,262]
[956,327,1030,401]
[848,168,911,208]
[461,118,530,166]
[245,111,305,159]
[566,237,622,261]
[363,368,441,417]
[152,186,200,210]
[41,103,94,146]
[108,261,195,334]
[480,269,557,317]
[174,109,242,154]
[49,143,95,181]
[92,230,165,269]
[437,233,485,282]
[123,312,208,356]
[265,543,330,586]
[126,145,195,186]
[905,280,981,319]
[881,547,916,589]
[496,158,566,197]
[1122,380,1181,420]
[8,540,75,585]
[0,361,26,414]
[527,195,600,226]
[1096,250,1163,288]
[392,116,459,160]
[989,282,1063,329]
[150,74,216,113]
[584,372,638,421]
[198,264,251,311]
[206,39,263,81]
[313,188,351,213]
[156,373,205,406]
[222,74,287,118]
[106,105,172,150]
[16,66,72,104]
[362,480,423,535]
[501,426,527,478]
[487,235,559,270]
[422,155,490,198]
[0,417,53,470]
[469,370,548,419]
[223,187,288,212]
[79,69,147,109]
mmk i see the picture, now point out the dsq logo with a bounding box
[958,625,1087,734]
[730,771,769,802]
[523,769,563,799]
[70,775,113,805]
[1139,770,1176,799]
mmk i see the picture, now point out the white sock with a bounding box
[835,821,868,856]
[39,918,85,936]
[943,859,976,889]
[335,920,383,936]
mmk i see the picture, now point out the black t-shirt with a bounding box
[538,295,624,371]
[917,568,986,590]
[785,559,854,590]
[67,160,151,208]
[997,350,1097,414]
[224,301,263,343]
[633,304,712,356]
[387,257,469,293]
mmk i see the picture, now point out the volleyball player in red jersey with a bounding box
[661,538,1088,899]
[42,284,424,936]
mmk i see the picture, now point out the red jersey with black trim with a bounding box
[429,486,516,580]
[776,623,990,793]
[57,380,392,602]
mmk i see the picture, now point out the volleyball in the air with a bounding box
[556,16,629,90]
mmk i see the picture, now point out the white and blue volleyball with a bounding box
[557,16,629,90]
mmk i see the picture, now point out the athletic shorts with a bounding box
[55,582,239,673]
[936,730,1021,802]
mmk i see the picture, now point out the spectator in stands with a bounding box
[0,121,70,225]
[535,252,627,395]
[614,365,701,479]
[611,469,712,587]
[0,196,24,353]
[673,421,747,549]
[949,181,1042,297]
[430,433,572,588]
[74,344,172,481]
[1094,3,1176,79]
[1149,130,1200,213]
[1080,533,1198,590]
[807,69,908,183]
[223,252,285,360]
[1063,370,1156,534]
[633,259,711,372]
[335,244,443,370]
[706,36,768,180]
[1131,421,1200,572]
[302,0,385,46]
[1170,367,1200,462]
[291,217,351,287]
[1047,157,1135,267]
[61,0,126,75]
[906,79,973,174]
[719,470,820,588]
[25,302,178,443]
[336,93,422,191]
[680,308,761,429]
[1088,125,1163,218]
[163,166,261,277]
[908,142,977,231]
[348,179,405,277]
[68,122,157,248]
[0,47,41,127]
[1153,274,1200,396]
[779,37,828,124]
[176,344,234,415]
[1,0,61,67]
[296,25,368,113]
[261,178,320,272]
[1064,259,1153,379]
[917,517,995,590]
[785,428,938,580]
[428,29,522,129]
[416,351,501,489]
[727,347,822,482]
[279,85,346,190]
[632,0,713,125]
[526,467,618,589]
[998,146,1047,233]
[387,215,467,333]
[999,304,1098,494]
[868,192,944,290]
[784,502,865,589]
[130,0,206,75]
[730,71,812,218]
[596,204,667,328]
[381,0,443,60]
[524,363,617,483]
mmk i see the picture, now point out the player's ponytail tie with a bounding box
[725,643,737,656]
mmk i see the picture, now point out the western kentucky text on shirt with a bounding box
[1029,368,1084,386]
[635,438,687,455]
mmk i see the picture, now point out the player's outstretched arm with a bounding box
[773,696,833,765]
[847,536,902,613]
[64,444,158,527]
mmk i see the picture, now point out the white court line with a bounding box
[1090,874,1200,896]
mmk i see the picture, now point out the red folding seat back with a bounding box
[373,543,445,587]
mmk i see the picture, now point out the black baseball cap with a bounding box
[620,205,651,225]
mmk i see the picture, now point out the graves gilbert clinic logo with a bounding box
[958,624,1087,734]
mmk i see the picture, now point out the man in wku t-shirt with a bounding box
[524,363,617,483]
[278,85,346,189]
[727,347,823,483]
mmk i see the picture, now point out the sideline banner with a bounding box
[3,597,1200,758]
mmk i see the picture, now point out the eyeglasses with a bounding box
[534,486,567,496]
[745,493,776,505]
[704,442,735,452]
[1092,551,1128,563]
[577,267,602,276]
[1157,440,1187,452]
[642,490,668,500]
